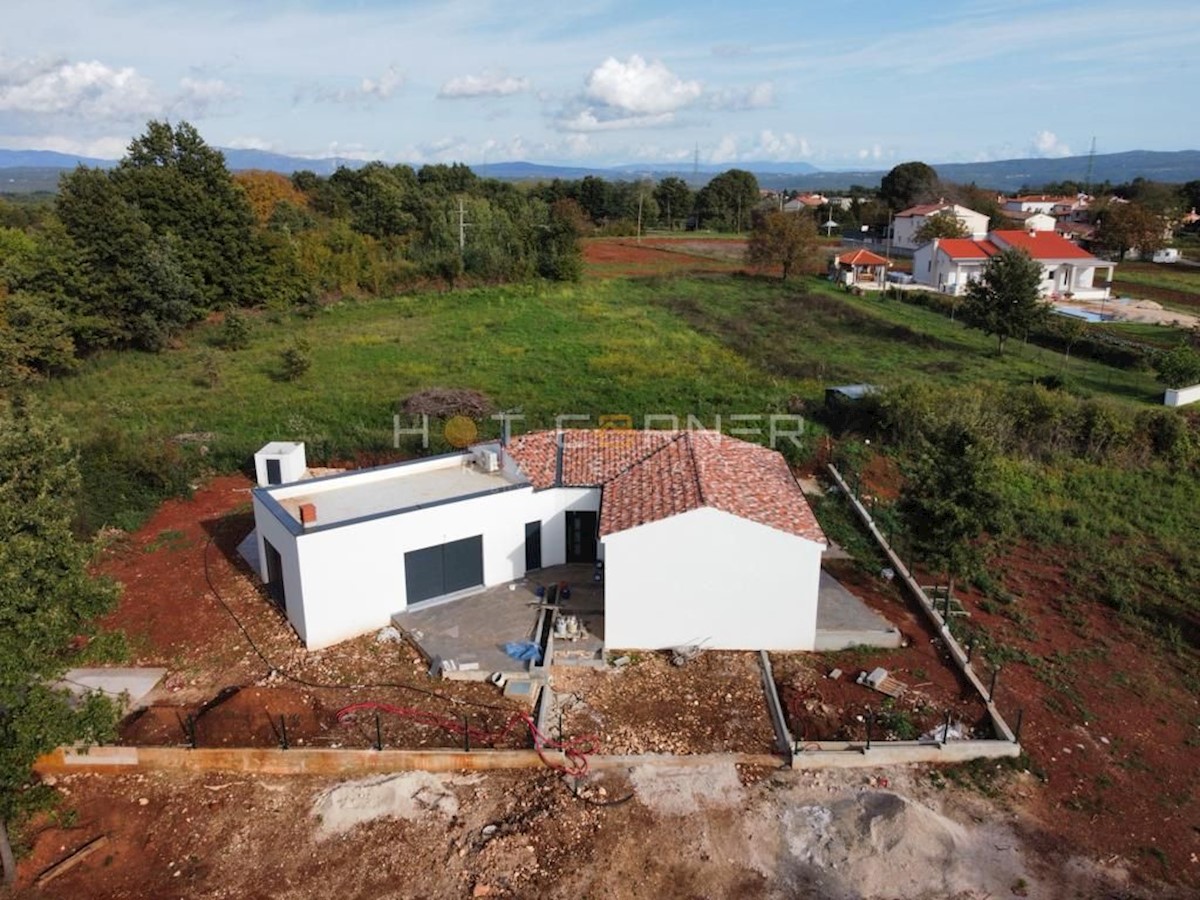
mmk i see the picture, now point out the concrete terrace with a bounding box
[390,563,899,678]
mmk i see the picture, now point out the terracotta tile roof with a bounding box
[839,248,889,267]
[990,230,1098,261]
[895,202,949,218]
[501,429,825,544]
[937,238,999,260]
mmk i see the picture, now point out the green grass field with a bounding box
[37,274,1166,469]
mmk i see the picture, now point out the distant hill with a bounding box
[2,146,1198,195]
[0,149,113,169]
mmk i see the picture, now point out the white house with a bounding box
[891,202,989,251]
[1002,194,1076,215]
[251,430,827,652]
[912,230,1116,299]
[1001,210,1057,233]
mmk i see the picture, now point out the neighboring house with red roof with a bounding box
[892,201,989,251]
[912,230,1116,299]
[250,430,827,651]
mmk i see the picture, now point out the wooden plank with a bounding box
[35,834,109,887]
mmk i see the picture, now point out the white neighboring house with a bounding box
[250,430,827,652]
[912,230,1116,299]
[1001,210,1057,233]
[1003,194,1077,215]
[891,202,989,251]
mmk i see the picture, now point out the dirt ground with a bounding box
[70,474,1200,895]
[15,763,1187,899]
[582,237,745,278]
[551,651,777,755]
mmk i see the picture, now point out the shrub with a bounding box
[280,338,312,380]
[216,310,251,350]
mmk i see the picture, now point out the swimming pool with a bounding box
[1054,306,1116,323]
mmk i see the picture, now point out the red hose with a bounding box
[334,701,599,776]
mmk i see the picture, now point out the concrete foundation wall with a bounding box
[603,508,822,651]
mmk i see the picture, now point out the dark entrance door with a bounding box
[524,521,542,571]
[263,538,285,609]
[565,511,598,564]
[265,458,282,485]
[404,535,484,605]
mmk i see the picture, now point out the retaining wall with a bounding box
[823,465,1020,746]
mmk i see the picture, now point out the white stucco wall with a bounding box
[894,206,989,250]
[252,483,601,650]
[601,507,823,651]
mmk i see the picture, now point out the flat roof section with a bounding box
[273,455,524,528]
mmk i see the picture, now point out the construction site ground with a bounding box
[24,472,1190,897]
[14,763,1185,899]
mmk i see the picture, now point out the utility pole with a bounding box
[1084,136,1097,196]
[636,189,644,243]
[457,198,472,253]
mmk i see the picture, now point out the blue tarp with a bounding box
[504,640,543,663]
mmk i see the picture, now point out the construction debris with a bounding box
[858,667,907,698]
[670,645,705,667]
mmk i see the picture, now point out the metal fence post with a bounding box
[463,715,470,752]
[988,668,1000,703]
[942,710,952,746]
[866,710,873,750]
[279,715,289,750]
[374,711,383,752]
[1014,709,1024,743]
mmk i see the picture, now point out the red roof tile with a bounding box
[839,249,889,266]
[990,230,1097,261]
[937,238,999,260]
[895,202,949,218]
[502,429,825,544]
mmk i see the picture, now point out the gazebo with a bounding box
[832,249,890,288]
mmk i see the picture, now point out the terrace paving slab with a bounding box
[815,571,902,651]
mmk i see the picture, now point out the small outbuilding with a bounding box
[831,249,890,287]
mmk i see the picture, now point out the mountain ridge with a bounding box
[3,147,1198,194]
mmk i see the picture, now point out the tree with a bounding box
[112,121,258,308]
[653,177,692,231]
[744,210,820,281]
[879,161,938,211]
[694,169,759,232]
[1153,344,1200,389]
[896,420,1006,601]
[1094,200,1166,260]
[960,247,1049,354]
[0,400,121,885]
[914,210,969,244]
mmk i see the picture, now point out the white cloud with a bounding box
[1030,130,1071,158]
[708,130,812,163]
[583,55,701,115]
[225,135,274,151]
[303,66,404,104]
[0,56,157,120]
[708,81,774,111]
[361,67,403,100]
[557,108,676,132]
[175,77,240,115]
[438,71,530,99]
[857,144,884,161]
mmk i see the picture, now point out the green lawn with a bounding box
[33,273,1168,528]
[41,275,1164,450]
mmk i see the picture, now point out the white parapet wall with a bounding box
[1164,384,1200,408]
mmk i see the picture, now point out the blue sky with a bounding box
[0,0,1195,168]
